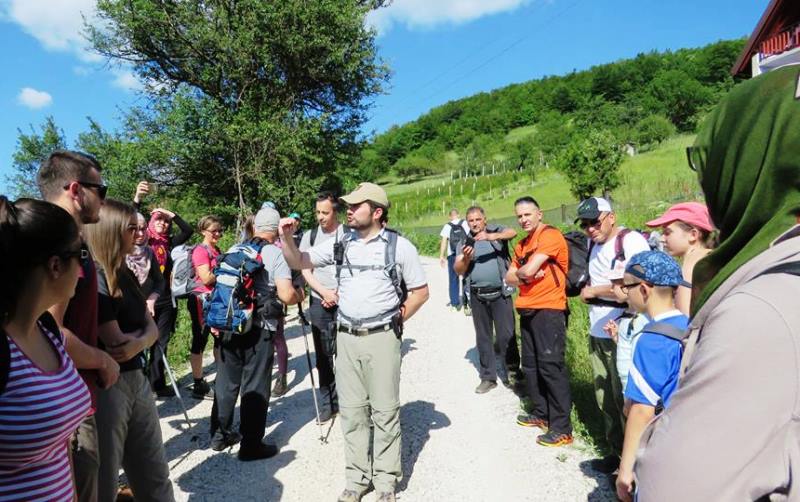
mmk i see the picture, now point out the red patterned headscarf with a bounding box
[147,212,171,273]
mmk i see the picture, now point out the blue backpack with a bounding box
[204,238,269,334]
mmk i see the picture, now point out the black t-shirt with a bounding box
[97,266,148,372]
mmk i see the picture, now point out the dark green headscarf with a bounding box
[691,65,800,315]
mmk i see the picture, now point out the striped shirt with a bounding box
[0,322,91,502]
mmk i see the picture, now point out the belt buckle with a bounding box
[355,327,369,336]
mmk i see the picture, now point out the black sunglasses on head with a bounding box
[64,181,108,200]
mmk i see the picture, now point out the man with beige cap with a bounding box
[280,182,429,502]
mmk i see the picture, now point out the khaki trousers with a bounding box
[95,370,174,502]
[336,329,402,493]
[590,336,625,456]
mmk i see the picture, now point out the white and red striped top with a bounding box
[0,322,91,502]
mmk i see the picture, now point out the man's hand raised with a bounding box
[278,217,298,240]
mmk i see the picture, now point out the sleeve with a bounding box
[96,270,118,325]
[537,229,566,259]
[192,246,212,270]
[267,248,292,283]
[298,229,311,252]
[623,230,651,259]
[398,238,427,289]
[132,200,142,212]
[170,214,194,247]
[635,291,798,500]
[624,334,677,406]
[308,237,335,268]
[440,224,450,239]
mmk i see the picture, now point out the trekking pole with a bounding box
[297,304,326,444]
[158,345,198,442]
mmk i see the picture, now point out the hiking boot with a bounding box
[377,491,396,502]
[191,378,211,399]
[154,386,176,399]
[337,489,365,502]
[463,306,472,317]
[271,374,288,397]
[537,430,574,447]
[474,380,497,394]
[589,454,620,474]
[238,442,278,461]
[516,413,549,431]
[210,431,242,452]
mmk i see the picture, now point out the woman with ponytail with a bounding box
[0,196,91,501]
[85,199,174,502]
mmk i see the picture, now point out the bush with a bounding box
[635,114,676,147]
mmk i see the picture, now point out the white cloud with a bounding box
[72,65,91,76]
[2,0,102,62]
[111,68,142,92]
[367,0,532,34]
[17,87,53,109]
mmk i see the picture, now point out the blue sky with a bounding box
[0,0,769,193]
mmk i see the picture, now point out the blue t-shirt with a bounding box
[624,312,688,409]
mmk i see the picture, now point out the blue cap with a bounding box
[261,201,276,210]
[625,251,691,288]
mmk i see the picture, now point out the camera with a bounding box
[464,235,476,248]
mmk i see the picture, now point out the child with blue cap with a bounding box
[615,250,690,502]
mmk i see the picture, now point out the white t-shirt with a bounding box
[439,219,470,256]
[587,229,650,338]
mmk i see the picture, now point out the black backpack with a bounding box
[448,220,467,253]
[563,231,590,297]
[1,312,61,395]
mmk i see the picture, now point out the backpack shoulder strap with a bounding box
[38,312,61,340]
[383,229,404,303]
[615,228,632,262]
[0,330,8,396]
[309,226,319,247]
[645,321,688,342]
[760,261,800,277]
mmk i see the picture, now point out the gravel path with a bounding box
[157,257,615,501]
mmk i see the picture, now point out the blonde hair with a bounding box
[84,199,136,298]
[197,215,222,233]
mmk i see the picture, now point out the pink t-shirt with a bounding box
[191,244,220,294]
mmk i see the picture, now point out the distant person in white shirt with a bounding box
[439,209,469,311]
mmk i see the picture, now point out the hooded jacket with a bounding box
[635,226,800,500]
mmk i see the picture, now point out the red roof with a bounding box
[732,0,800,77]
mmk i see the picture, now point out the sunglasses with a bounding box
[579,214,608,230]
[64,181,108,200]
[685,146,707,173]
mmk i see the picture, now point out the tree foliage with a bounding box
[555,129,625,200]
[8,117,67,198]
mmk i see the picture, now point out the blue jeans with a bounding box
[447,254,461,306]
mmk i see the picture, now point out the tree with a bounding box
[635,114,676,147]
[87,0,389,217]
[645,70,711,131]
[555,129,624,200]
[7,117,67,198]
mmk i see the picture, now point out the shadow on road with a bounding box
[398,400,451,492]
[578,459,617,501]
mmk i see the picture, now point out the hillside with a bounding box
[356,39,744,195]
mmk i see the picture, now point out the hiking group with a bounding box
[1,65,800,502]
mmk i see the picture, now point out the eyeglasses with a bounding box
[579,214,608,230]
[686,146,707,173]
[64,181,108,200]
[60,248,90,263]
[620,281,645,294]
[207,228,224,235]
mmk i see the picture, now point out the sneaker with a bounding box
[589,454,620,474]
[377,491,396,502]
[516,413,549,431]
[271,375,288,397]
[455,304,463,311]
[464,306,472,317]
[210,431,242,452]
[237,442,278,461]
[154,386,176,399]
[537,430,574,447]
[191,378,211,399]
[474,380,497,394]
[337,489,366,502]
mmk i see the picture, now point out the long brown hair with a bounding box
[84,199,136,298]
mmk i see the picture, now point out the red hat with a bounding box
[646,202,714,232]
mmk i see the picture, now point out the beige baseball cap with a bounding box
[340,182,390,208]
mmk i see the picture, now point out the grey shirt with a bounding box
[456,224,509,289]
[309,228,427,328]
[299,224,345,300]
[238,242,291,331]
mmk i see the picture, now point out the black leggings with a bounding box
[188,293,212,355]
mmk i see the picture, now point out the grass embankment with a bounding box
[402,133,700,453]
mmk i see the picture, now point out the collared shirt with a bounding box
[624,310,687,409]
[299,224,345,299]
[309,228,427,328]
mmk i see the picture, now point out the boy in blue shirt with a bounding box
[615,251,690,502]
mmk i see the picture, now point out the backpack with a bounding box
[1,312,61,395]
[448,220,468,254]
[563,230,590,297]
[170,244,211,299]
[204,238,280,334]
